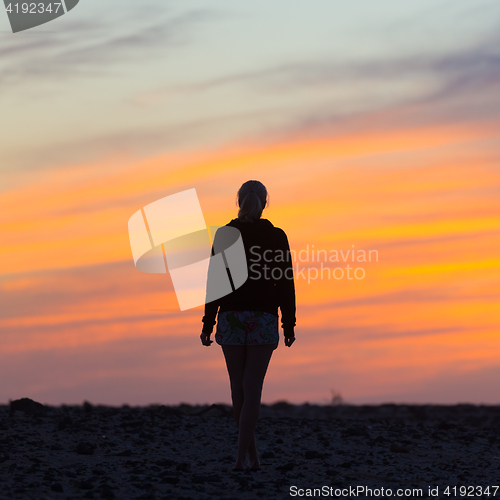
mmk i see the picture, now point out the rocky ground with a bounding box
[1,398,499,499]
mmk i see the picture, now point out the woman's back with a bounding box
[203,217,296,333]
[220,219,295,318]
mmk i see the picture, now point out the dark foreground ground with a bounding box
[1,399,499,500]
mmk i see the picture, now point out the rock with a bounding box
[437,421,454,430]
[79,478,94,490]
[390,443,409,453]
[236,476,251,490]
[275,461,295,471]
[50,481,64,492]
[138,431,155,441]
[262,451,275,458]
[76,441,95,455]
[0,448,10,463]
[339,461,352,468]
[83,401,93,413]
[100,484,115,498]
[154,458,175,467]
[57,415,73,430]
[115,449,133,456]
[135,493,155,500]
[9,398,46,415]
[192,403,231,417]
[161,476,179,485]
[341,426,370,438]
[154,405,183,417]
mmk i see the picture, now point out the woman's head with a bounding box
[237,180,268,222]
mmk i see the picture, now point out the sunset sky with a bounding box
[1,0,499,406]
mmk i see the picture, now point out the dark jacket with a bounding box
[202,218,296,333]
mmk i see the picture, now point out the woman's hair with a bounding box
[236,180,269,222]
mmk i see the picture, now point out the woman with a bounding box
[200,180,296,471]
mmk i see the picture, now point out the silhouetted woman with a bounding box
[200,180,296,471]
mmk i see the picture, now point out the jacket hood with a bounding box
[227,218,274,230]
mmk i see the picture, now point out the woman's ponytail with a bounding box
[237,180,268,222]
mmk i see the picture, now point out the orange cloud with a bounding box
[1,118,499,404]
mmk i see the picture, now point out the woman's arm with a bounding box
[201,228,223,334]
[275,229,296,334]
[202,301,219,334]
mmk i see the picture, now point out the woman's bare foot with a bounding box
[247,459,260,470]
[233,461,246,470]
[248,443,260,470]
[233,454,249,471]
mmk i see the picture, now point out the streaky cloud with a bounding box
[0,8,217,86]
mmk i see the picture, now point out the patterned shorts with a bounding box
[215,311,279,349]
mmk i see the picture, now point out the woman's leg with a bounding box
[237,344,275,469]
[222,345,245,420]
[222,344,275,469]
[221,345,246,467]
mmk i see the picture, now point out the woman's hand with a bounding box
[200,332,213,346]
[283,327,295,347]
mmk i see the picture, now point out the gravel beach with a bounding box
[1,399,499,499]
